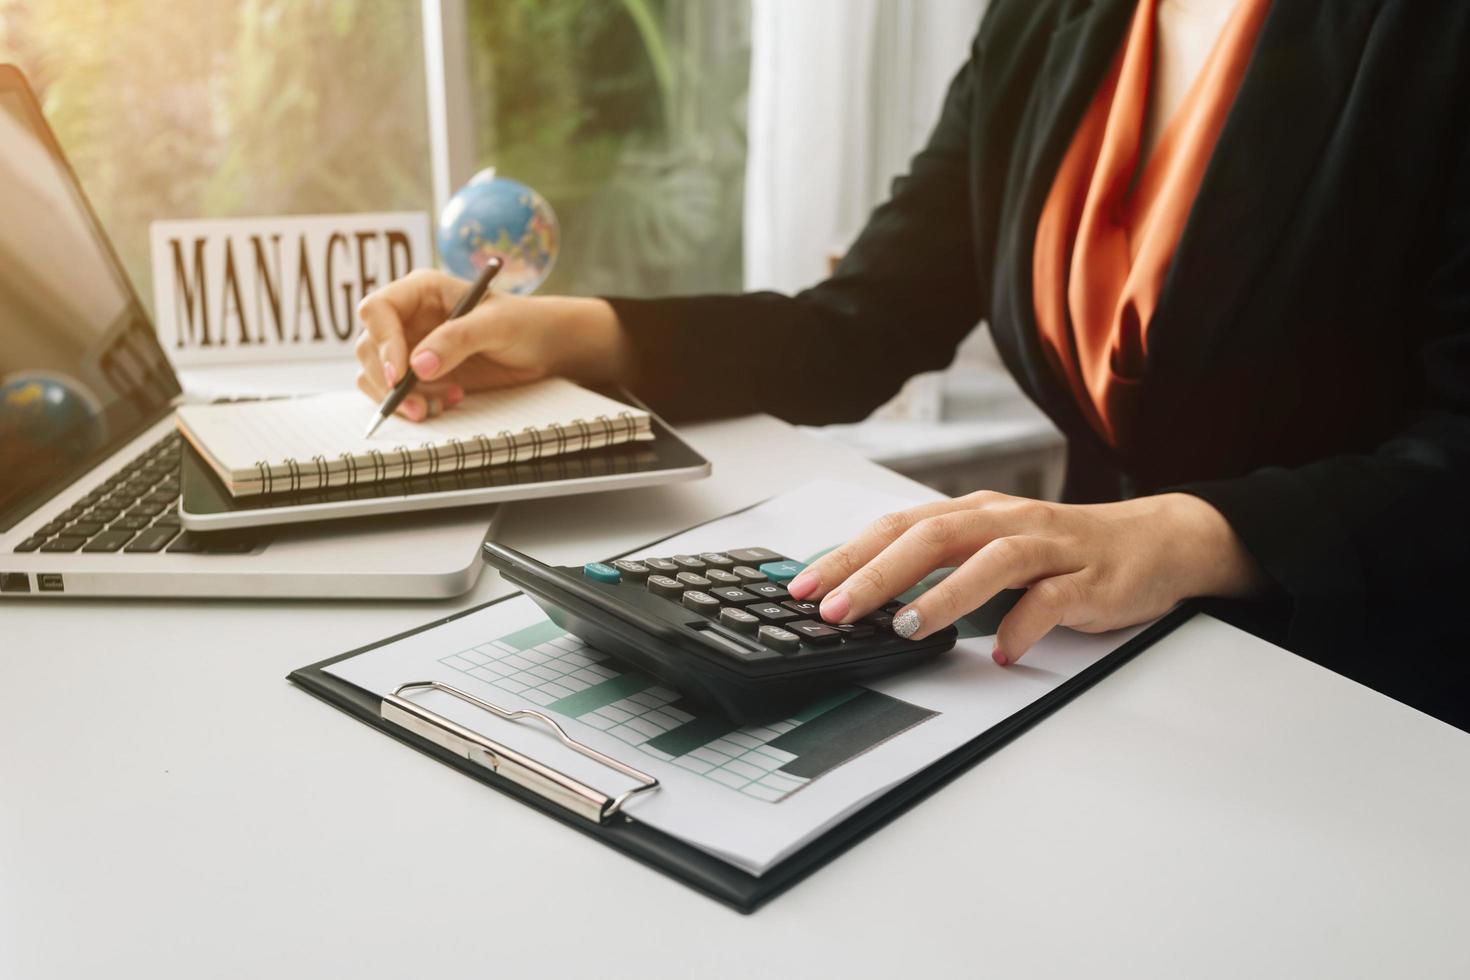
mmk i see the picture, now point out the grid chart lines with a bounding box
[436,620,939,804]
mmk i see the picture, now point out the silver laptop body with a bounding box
[0,64,495,600]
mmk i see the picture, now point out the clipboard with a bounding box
[289,593,1194,913]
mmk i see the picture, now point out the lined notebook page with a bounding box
[176,378,650,489]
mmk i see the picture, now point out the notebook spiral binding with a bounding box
[368,448,387,484]
[283,457,302,493]
[499,429,518,465]
[249,409,642,493]
[473,434,493,468]
[339,451,359,486]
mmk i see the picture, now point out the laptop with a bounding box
[0,64,498,599]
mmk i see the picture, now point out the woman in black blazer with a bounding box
[357,1,1470,728]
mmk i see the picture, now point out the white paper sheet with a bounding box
[327,480,1145,875]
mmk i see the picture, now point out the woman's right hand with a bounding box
[354,268,634,421]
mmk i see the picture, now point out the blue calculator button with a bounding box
[757,559,805,583]
[582,561,621,583]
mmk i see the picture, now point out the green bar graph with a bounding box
[549,672,651,717]
[497,620,566,652]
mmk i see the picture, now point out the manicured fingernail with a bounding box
[788,570,818,599]
[410,349,441,378]
[382,360,397,386]
[893,608,921,639]
[446,385,465,406]
[992,647,1009,666]
[819,591,849,623]
[401,398,426,421]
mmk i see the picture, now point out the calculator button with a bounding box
[757,625,801,653]
[710,586,759,605]
[786,620,843,646]
[746,581,790,602]
[647,574,684,599]
[758,560,806,583]
[748,602,798,623]
[719,607,761,633]
[834,623,876,640]
[699,552,736,568]
[675,571,712,590]
[731,565,768,584]
[781,600,819,617]
[865,611,895,631]
[681,590,721,613]
[644,558,679,574]
[729,548,784,564]
[705,569,742,586]
[582,561,621,584]
[612,560,651,582]
[671,554,706,571]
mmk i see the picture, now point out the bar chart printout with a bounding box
[435,616,936,803]
[323,480,1141,876]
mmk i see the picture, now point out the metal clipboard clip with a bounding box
[380,681,660,824]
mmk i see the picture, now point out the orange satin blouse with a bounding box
[1032,0,1272,448]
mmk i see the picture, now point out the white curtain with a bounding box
[743,0,991,295]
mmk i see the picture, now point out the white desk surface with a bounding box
[4,414,1468,980]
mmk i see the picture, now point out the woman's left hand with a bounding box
[786,491,1263,665]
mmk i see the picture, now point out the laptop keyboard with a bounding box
[12,432,257,555]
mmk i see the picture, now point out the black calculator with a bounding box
[482,542,958,722]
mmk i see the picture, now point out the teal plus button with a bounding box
[582,561,621,583]
[757,559,806,583]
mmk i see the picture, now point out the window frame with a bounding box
[420,0,478,220]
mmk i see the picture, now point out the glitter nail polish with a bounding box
[893,608,921,639]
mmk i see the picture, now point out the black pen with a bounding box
[362,257,503,438]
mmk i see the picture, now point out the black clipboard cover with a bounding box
[286,493,1193,916]
[289,583,1194,913]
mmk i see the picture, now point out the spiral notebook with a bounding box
[175,378,654,497]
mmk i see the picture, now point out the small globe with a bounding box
[437,168,559,294]
[0,372,104,461]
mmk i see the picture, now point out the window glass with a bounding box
[0,0,749,305]
[465,0,749,296]
[0,0,432,311]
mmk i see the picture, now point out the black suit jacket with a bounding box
[609,0,1470,726]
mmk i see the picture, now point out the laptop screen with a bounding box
[0,79,179,531]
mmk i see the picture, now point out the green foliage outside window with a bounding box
[0,0,748,309]
[0,0,431,309]
[467,0,748,296]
